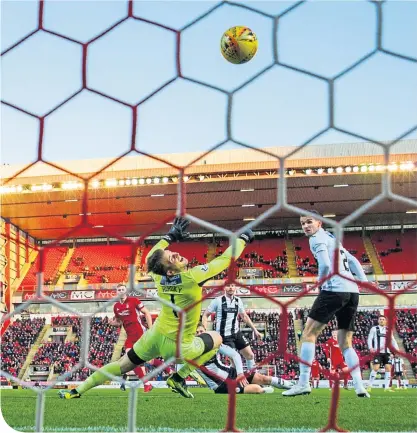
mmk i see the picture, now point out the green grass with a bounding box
[1,388,416,432]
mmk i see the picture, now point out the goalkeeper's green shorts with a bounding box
[132,326,206,362]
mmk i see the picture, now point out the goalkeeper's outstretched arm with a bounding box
[190,231,254,284]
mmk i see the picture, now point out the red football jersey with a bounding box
[113,297,145,337]
[311,360,321,377]
[324,337,344,367]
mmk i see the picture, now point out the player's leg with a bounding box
[282,316,327,396]
[125,337,153,393]
[168,331,222,398]
[120,373,127,391]
[250,372,291,389]
[236,332,255,370]
[336,293,369,398]
[59,351,143,399]
[384,360,394,392]
[368,360,380,390]
[243,384,269,394]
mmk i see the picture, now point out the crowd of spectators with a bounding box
[1,318,45,377]
[246,311,298,379]
[31,316,120,381]
[396,309,417,377]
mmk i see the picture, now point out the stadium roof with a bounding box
[1,141,416,240]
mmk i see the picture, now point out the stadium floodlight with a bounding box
[376,165,385,172]
[242,204,255,207]
[119,180,125,186]
[132,178,138,185]
[171,177,178,183]
[104,179,117,187]
[334,184,349,188]
[327,168,334,174]
[198,175,205,181]
[345,166,352,173]
[240,188,254,192]
[91,180,100,188]
[93,225,104,228]
[352,166,359,172]
[166,222,174,225]
[400,162,414,171]
[360,166,368,173]
[31,185,42,191]
[323,213,336,217]
[153,178,160,184]
[16,185,23,192]
[288,169,296,176]
[65,199,78,202]
[388,164,398,171]
[336,167,343,174]
[183,176,190,182]
[125,179,131,186]
[317,168,324,175]
[151,194,164,197]
[139,178,145,185]
[162,177,169,183]
[243,217,256,221]
[406,210,417,214]
[146,178,152,184]
[368,165,376,172]
[305,169,312,175]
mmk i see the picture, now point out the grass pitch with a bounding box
[1,388,416,432]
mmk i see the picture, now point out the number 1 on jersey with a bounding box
[170,294,178,317]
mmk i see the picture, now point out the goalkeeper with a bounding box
[59,217,253,399]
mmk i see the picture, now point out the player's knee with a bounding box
[199,331,221,353]
[126,349,146,367]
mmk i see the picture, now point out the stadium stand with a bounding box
[1,318,45,376]
[19,247,68,290]
[371,230,417,274]
[396,309,417,377]
[293,236,318,276]
[65,245,131,284]
[30,316,120,381]
[343,233,369,264]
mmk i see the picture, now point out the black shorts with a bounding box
[214,367,256,394]
[372,353,391,366]
[393,371,404,378]
[222,331,250,351]
[308,291,359,331]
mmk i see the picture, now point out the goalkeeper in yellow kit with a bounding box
[59,217,253,399]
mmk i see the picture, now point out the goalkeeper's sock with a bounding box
[76,362,122,395]
[134,366,147,383]
[343,348,363,388]
[246,358,255,370]
[298,342,315,387]
[384,371,391,389]
[369,370,377,386]
[177,349,218,379]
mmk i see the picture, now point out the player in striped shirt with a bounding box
[183,324,291,394]
[390,355,407,390]
[367,315,399,392]
[202,285,262,371]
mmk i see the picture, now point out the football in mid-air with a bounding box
[220,26,258,64]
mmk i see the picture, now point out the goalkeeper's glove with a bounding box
[162,217,190,243]
[238,228,255,244]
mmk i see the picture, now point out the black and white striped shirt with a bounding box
[206,295,245,337]
[197,344,244,391]
[367,325,399,353]
[391,358,404,374]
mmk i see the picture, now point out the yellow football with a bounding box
[220,26,258,65]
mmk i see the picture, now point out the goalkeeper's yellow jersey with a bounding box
[146,239,246,343]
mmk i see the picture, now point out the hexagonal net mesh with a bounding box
[1,1,417,432]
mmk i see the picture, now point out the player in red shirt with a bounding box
[324,330,350,390]
[110,284,153,392]
[310,359,321,389]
